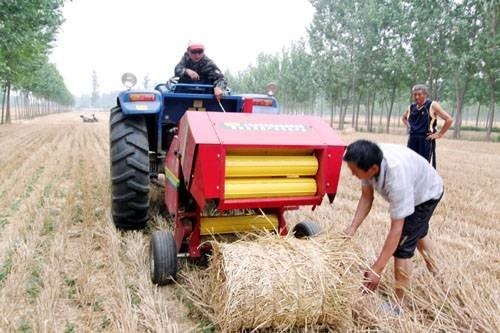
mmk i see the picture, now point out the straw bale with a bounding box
[204,233,364,332]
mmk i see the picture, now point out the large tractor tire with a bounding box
[110,106,150,230]
[150,230,177,285]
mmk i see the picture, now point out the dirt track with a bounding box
[0,111,499,332]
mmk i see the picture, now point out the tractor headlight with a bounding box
[121,72,137,89]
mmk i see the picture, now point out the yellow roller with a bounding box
[225,155,318,177]
[224,178,317,199]
[200,214,278,235]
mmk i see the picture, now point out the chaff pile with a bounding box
[189,233,365,332]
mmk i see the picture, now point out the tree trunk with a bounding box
[453,74,470,139]
[1,84,6,124]
[329,99,335,128]
[485,3,497,140]
[339,90,350,130]
[351,92,357,128]
[354,93,361,131]
[27,93,33,119]
[386,86,397,133]
[378,99,384,129]
[5,82,11,124]
[475,103,481,128]
[338,99,345,130]
[351,103,355,128]
[14,93,20,120]
[343,100,349,128]
[365,93,371,131]
[370,92,376,132]
[486,77,496,140]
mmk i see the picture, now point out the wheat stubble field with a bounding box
[0,111,498,332]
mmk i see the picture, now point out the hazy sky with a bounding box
[49,0,314,96]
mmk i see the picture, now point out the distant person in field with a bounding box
[174,42,227,100]
[343,140,443,311]
[401,84,453,168]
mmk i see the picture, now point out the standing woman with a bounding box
[402,84,453,168]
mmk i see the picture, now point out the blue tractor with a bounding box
[109,73,279,230]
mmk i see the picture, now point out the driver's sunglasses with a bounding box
[189,49,204,55]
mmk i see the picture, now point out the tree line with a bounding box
[0,0,73,124]
[227,0,498,140]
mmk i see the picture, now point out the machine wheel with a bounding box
[292,221,322,238]
[110,106,150,230]
[150,231,177,285]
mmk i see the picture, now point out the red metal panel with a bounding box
[181,111,220,144]
[164,136,181,215]
[243,98,253,113]
[218,196,323,211]
[189,208,202,257]
[277,208,288,236]
[178,112,221,186]
[189,145,224,208]
[205,112,344,147]
[320,146,345,195]
[314,146,345,198]
[174,217,184,252]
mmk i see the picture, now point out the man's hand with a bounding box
[426,132,442,140]
[363,269,381,291]
[214,87,223,100]
[185,69,200,81]
[343,226,355,238]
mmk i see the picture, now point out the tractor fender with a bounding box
[117,90,162,115]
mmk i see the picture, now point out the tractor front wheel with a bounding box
[109,106,150,230]
[150,231,178,285]
[292,221,322,238]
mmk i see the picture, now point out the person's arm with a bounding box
[364,163,413,291]
[174,56,187,77]
[174,55,199,80]
[203,59,226,99]
[344,184,374,237]
[401,107,410,128]
[204,59,227,89]
[364,218,404,290]
[427,101,453,140]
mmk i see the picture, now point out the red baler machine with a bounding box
[150,111,345,284]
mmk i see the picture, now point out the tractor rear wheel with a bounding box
[110,106,150,230]
[150,230,177,285]
[292,221,322,238]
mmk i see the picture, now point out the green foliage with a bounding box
[26,264,42,298]
[64,322,76,333]
[0,250,13,286]
[459,125,500,133]
[127,284,140,306]
[42,218,54,236]
[0,0,72,122]
[64,276,78,299]
[18,318,32,333]
[228,0,497,137]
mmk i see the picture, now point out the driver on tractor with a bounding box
[174,42,227,99]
